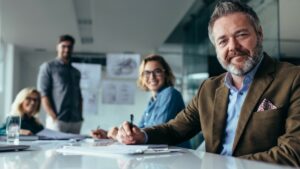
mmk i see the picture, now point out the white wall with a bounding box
[0,42,4,121]
[82,88,149,133]
[0,43,15,122]
[17,49,149,134]
[13,45,21,98]
[0,44,35,121]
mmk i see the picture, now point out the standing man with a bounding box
[37,34,83,134]
[116,0,300,167]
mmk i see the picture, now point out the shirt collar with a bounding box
[224,54,264,91]
[56,57,71,65]
[151,85,168,101]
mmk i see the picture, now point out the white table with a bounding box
[0,140,295,169]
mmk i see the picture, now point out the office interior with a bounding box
[0,0,299,149]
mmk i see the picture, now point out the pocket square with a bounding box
[257,98,277,112]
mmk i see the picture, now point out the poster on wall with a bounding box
[72,63,101,89]
[72,63,102,115]
[106,53,140,79]
[102,80,135,105]
[81,90,98,115]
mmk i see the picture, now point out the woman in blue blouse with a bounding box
[92,54,190,148]
[137,54,185,128]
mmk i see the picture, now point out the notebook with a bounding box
[0,135,39,141]
[56,143,183,157]
[36,129,87,140]
[0,143,30,152]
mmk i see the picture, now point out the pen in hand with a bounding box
[130,114,134,129]
[93,125,105,139]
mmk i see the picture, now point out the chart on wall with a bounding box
[106,53,140,79]
[72,63,101,115]
[102,80,135,105]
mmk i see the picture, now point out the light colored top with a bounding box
[138,86,185,128]
[139,86,190,148]
[221,57,263,155]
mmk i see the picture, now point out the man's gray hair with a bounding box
[208,0,261,45]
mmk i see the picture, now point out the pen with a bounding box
[130,114,134,129]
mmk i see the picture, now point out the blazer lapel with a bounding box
[211,84,229,153]
[232,54,276,153]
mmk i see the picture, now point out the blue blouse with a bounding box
[138,86,191,148]
[138,86,185,128]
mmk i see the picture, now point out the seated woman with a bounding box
[91,54,190,148]
[0,87,44,135]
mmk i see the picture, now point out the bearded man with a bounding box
[116,1,300,167]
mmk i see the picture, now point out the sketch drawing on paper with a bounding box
[102,80,135,105]
[107,54,140,78]
[112,58,137,75]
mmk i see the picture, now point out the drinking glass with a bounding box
[6,115,21,144]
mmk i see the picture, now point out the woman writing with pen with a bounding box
[91,54,190,148]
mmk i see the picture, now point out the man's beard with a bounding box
[217,42,263,76]
[62,53,71,60]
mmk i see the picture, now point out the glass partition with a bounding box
[0,0,4,121]
[181,0,279,102]
[0,42,3,92]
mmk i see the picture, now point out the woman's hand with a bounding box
[107,127,119,140]
[20,129,33,135]
[90,128,108,139]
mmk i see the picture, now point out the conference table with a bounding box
[0,140,296,169]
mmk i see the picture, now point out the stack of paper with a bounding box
[0,135,38,141]
[36,129,87,140]
[0,143,30,152]
[56,144,183,157]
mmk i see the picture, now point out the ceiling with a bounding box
[0,0,195,54]
[0,0,299,57]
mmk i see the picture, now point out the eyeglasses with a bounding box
[142,68,165,78]
[25,97,39,102]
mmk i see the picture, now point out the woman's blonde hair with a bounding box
[9,87,41,117]
[137,54,175,91]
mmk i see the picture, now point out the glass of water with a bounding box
[6,115,21,145]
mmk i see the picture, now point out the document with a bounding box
[19,135,39,141]
[84,138,117,145]
[0,129,85,141]
[56,143,184,157]
[36,129,87,140]
[0,135,38,141]
[0,143,30,152]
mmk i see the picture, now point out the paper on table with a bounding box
[0,143,30,152]
[84,138,116,144]
[0,135,38,141]
[36,129,87,140]
[56,144,182,157]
